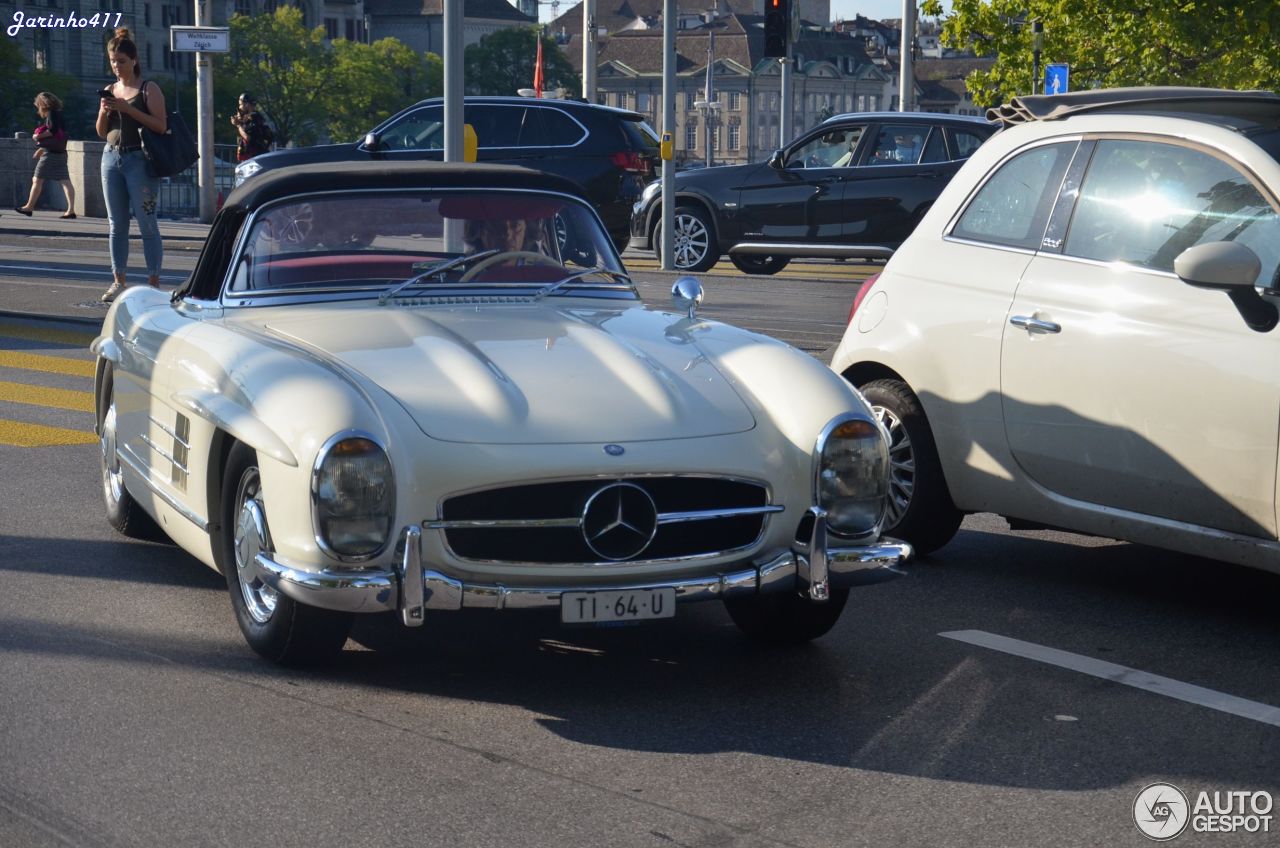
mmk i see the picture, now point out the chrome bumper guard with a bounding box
[252,508,912,626]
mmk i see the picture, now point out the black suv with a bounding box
[630,112,996,273]
[235,96,659,249]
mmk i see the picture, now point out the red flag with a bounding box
[533,38,545,98]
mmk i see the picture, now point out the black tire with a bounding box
[221,442,353,664]
[725,588,850,644]
[729,254,790,276]
[654,206,719,272]
[98,365,160,538]
[859,378,963,556]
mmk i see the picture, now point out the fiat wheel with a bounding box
[859,379,963,556]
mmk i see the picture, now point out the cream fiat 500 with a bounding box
[94,162,909,663]
[833,87,1280,571]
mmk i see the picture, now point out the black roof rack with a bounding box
[987,86,1280,128]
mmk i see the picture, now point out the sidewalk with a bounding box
[0,209,211,246]
[0,212,210,328]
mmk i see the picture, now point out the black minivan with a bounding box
[235,96,660,249]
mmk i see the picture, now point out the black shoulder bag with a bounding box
[137,81,199,178]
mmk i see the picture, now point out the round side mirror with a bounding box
[767,149,785,169]
[363,132,381,154]
[671,276,704,318]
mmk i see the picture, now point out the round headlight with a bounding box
[815,415,888,538]
[312,434,395,560]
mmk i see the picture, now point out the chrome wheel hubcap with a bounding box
[233,470,278,624]
[100,401,124,508]
[671,213,709,269]
[873,405,915,526]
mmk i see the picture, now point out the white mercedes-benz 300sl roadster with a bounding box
[92,161,910,663]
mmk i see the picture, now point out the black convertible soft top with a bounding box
[179,161,592,300]
[222,160,588,212]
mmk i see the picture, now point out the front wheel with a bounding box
[858,379,963,556]
[98,366,159,538]
[725,588,849,644]
[221,442,353,664]
[653,206,719,272]
[729,254,790,276]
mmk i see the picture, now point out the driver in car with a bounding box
[465,217,551,256]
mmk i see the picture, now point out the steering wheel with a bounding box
[459,250,561,281]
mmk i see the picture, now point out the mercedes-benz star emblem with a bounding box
[581,482,658,561]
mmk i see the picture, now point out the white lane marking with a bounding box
[941,629,1280,728]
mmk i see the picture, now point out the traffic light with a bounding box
[764,0,789,59]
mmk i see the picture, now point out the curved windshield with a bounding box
[227,190,628,298]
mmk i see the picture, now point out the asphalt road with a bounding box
[1,253,1278,847]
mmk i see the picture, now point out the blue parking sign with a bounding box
[1045,63,1070,95]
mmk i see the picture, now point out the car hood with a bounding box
[265,304,756,444]
[675,161,767,188]
[249,143,362,172]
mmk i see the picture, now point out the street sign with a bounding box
[1045,63,1070,95]
[170,26,230,53]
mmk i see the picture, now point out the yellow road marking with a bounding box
[0,381,94,412]
[0,323,97,347]
[0,351,96,378]
[0,420,96,447]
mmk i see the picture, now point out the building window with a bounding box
[346,19,356,40]
[685,123,696,150]
[325,17,338,39]
[33,31,50,69]
[728,124,740,150]
[235,0,251,15]
[636,92,649,112]
[144,3,151,25]
[729,91,740,111]
[162,6,169,26]
[614,92,627,109]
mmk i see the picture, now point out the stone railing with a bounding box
[2,137,106,217]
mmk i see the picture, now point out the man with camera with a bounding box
[231,93,273,162]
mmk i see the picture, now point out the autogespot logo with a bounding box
[1134,783,1191,841]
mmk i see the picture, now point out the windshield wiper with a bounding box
[533,267,632,301]
[378,250,499,305]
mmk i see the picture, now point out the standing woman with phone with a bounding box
[95,26,166,303]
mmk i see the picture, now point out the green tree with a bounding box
[923,0,1280,108]
[0,39,90,140]
[224,8,443,147]
[329,38,442,142]
[224,7,337,147]
[464,28,580,97]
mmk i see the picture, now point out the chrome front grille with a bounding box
[436,477,779,564]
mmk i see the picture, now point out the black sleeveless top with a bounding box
[105,82,153,148]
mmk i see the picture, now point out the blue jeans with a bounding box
[101,148,162,278]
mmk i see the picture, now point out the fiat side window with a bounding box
[1064,139,1280,281]
[950,142,1075,249]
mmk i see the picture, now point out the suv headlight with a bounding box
[311,433,395,560]
[814,414,888,539]
[234,159,262,186]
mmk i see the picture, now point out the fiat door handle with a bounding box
[1010,315,1061,334]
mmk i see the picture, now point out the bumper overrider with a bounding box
[250,507,912,626]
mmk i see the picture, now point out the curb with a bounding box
[0,309,104,330]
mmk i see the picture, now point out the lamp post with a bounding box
[1031,19,1043,94]
[695,8,720,168]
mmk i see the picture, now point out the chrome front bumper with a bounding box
[251,508,912,626]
